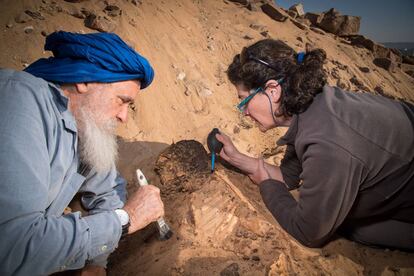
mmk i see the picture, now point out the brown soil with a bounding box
[111,140,414,276]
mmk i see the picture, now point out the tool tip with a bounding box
[160,230,173,241]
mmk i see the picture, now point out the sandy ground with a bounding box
[0,0,413,275]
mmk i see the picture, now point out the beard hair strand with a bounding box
[77,108,119,174]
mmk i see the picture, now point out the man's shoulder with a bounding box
[0,68,48,87]
[0,68,59,101]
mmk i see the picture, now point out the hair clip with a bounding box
[297,52,305,64]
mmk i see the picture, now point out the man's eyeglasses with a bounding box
[236,77,284,112]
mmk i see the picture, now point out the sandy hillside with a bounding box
[0,0,413,275]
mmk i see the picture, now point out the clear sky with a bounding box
[275,0,414,43]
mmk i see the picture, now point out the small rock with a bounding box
[131,0,142,6]
[297,37,304,43]
[104,5,121,17]
[84,14,116,32]
[243,35,254,40]
[15,12,32,23]
[66,5,86,19]
[261,4,288,22]
[64,0,88,2]
[260,31,269,37]
[289,3,305,17]
[304,12,324,26]
[373,57,396,72]
[201,88,213,97]
[402,55,414,65]
[318,8,360,36]
[291,19,308,30]
[129,18,137,27]
[24,25,34,34]
[41,30,48,36]
[220,263,239,276]
[374,86,385,95]
[251,255,260,261]
[287,10,298,19]
[359,67,370,73]
[350,76,363,87]
[228,0,248,5]
[177,72,186,81]
[6,22,13,28]
[249,24,266,32]
[336,79,348,90]
[25,10,45,20]
[233,126,240,134]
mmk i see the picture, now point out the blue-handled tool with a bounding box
[207,128,223,173]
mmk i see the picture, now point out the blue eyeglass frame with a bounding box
[236,77,284,112]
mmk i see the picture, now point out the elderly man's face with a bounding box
[75,80,141,126]
[65,80,141,173]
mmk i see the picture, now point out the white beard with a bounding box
[76,108,119,174]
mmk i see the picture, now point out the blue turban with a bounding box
[24,31,154,89]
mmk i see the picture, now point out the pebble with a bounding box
[24,26,34,34]
[177,72,186,80]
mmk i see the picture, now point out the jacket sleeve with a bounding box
[280,144,302,190]
[78,170,127,268]
[0,78,121,275]
[79,169,127,214]
[260,141,365,247]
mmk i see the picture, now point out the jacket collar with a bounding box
[277,114,298,146]
[48,82,78,133]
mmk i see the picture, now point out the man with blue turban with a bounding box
[0,31,165,276]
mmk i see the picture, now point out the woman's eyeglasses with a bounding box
[237,87,262,112]
[236,77,284,112]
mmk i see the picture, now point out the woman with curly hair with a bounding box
[216,39,414,250]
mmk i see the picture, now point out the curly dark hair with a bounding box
[227,39,327,117]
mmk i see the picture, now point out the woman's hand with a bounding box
[215,132,240,163]
[248,157,272,185]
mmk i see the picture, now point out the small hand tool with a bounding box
[136,169,173,241]
[207,128,224,173]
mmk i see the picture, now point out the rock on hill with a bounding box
[0,0,413,275]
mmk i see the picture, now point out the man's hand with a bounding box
[215,132,240,162]
[123,185,165,234]
[248,157,272,185]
